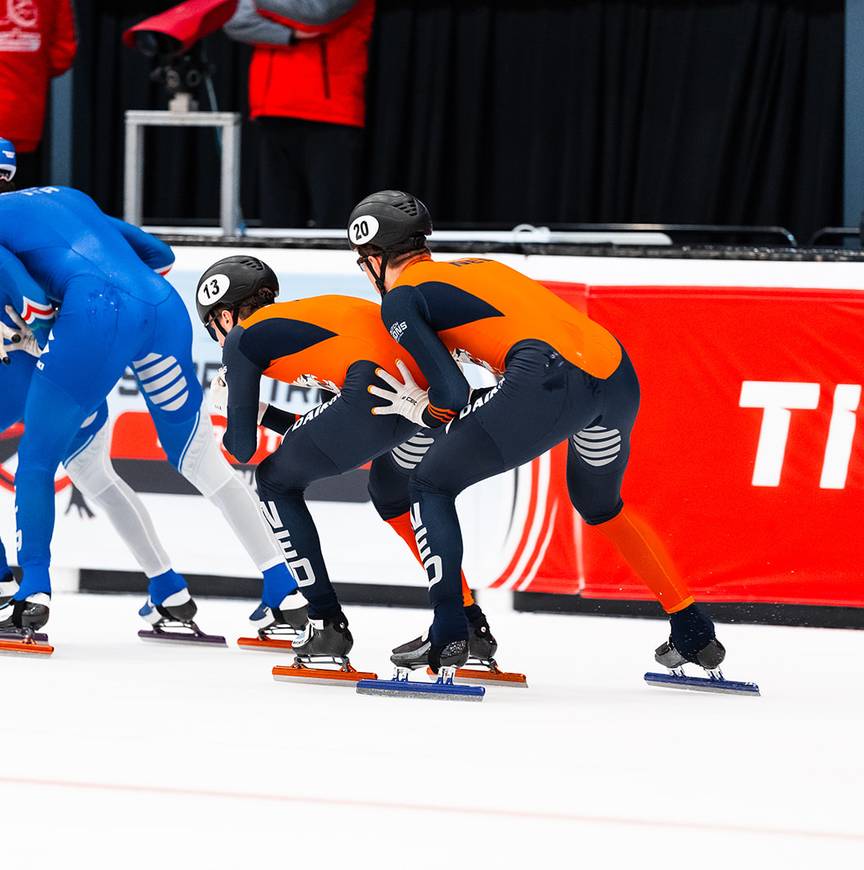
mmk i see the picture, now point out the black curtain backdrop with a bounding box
[72,0,843,240]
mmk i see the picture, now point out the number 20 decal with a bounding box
[351,214,379,245]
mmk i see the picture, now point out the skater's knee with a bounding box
[410,466,465,500]
[367,460,410,520]
[177,416,234,498]
[255,453,306,499]
[579,498,625,527]
[64,426,118,499]
[66,455,119,500]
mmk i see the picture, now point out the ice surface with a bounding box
[1,593,862,868]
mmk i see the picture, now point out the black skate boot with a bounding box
[138,588,226,646]
[291,612,353,659]
[645,601,757,695]
[458,604,528,686]
[139,590,197,626]
[6,594,50,631]
[0,594,53,655]
[390,634,470,673]
[655,602,725,670]
[465,604,498,661]
[273,612,379,684]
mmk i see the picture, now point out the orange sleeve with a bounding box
[48,0,77,78]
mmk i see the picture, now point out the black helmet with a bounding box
[347,190,432,254]
[347,190,431,292]
[196,255,279,339]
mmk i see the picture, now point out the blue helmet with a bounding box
[0,138,16,180]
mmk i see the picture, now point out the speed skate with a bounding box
[138,621,227,646]
[237,624,301,652]
[359,635,484,700]
[272,655,378,686]
[0,627,53,656]
[272,617,376,684]
[426,655,528,687]
[0,599,54,655]
[137,594,227,646]
[645,640,760,695]
[356,666,485,701]
[644,667,760,695]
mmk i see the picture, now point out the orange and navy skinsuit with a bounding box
[222,295,481,621]
[222,295,425,462]
[381,258,702,650]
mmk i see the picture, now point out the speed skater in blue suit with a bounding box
[0,265,206,633]
[0,175,305,634]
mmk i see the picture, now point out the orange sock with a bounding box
[595,506,694,614]
[385,512,475,607]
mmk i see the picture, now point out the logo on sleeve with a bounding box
[389,321,407,343]
[197,274,230,306]
[20,296,54,325]
[350,215,380,246]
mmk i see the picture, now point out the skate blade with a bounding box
[138,629,227,647]
[427,666,528,687]
[272,663,378,686]
[644,671,760,696]
[0,630,48,643]
[237,636,294,652]
[0,638,54,656]
[357,677,485,701]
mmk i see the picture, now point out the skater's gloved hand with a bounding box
[368,360,429,426]
[208,366,229,415]
[211,366,268,425]
[1,306,41,361]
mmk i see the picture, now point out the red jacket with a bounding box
[250,0,374,128]
[0,0,76,153]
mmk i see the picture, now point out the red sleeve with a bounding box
[47,0,77,78]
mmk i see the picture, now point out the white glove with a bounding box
[209,366,268,425]
[1,306,41,364]
[209,366,228,415]
[368,360,429,426]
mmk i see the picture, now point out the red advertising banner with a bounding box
[520,282,864,606]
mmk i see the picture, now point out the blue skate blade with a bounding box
[644,671,760,696]
[355,678,485,701]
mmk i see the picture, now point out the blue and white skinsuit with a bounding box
[0,186,298,615]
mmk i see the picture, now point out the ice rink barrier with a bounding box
[1,239,862,612]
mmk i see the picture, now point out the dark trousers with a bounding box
[256,116,362,228]
[410,340,641,645]
[255,361,420,619]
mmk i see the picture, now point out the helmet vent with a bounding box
[395,200,419,216]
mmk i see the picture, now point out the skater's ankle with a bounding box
[464,603,485,624]
[261,563,297,608]
[669,602,716,658]
[430,624,469,647]
[308,606,347,625]
[148,569,188,605]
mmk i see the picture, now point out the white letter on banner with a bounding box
[819,384,861,490]
[739,381,820,487]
